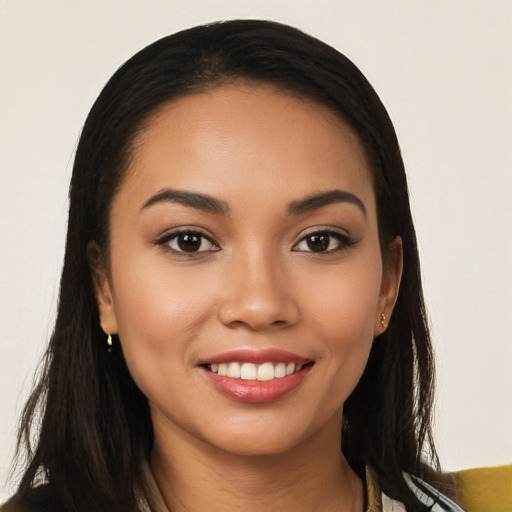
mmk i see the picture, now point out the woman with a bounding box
[5,20,464,512]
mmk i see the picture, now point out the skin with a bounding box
[92,83,402,512]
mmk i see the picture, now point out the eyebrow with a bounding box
[286,189,367,217]
[141,188,229,215]
[141,187,366,218]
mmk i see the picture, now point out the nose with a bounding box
[218,251,300,331]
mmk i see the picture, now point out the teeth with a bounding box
[208,361,306,381]
[227,362,241,378]
[274,362,286,378]
[257,362,274,381]
[241,362,257,380]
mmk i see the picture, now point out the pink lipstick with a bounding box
[199,348,313,403]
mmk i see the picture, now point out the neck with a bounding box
[151,413,364,512]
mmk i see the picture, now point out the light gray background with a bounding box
[1,0,511,501]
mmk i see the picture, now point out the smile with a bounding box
[199,349,314,403]
[207,361,304,381]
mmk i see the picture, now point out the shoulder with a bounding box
[454,464,512,512]
[401,473,465,512]
[365,467,465,512]
[2,486,63,512]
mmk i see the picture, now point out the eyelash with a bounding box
[292,230,356,254]
[156,229,219,256]
[156,228,355,256]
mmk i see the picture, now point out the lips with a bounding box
[199,348,314,403]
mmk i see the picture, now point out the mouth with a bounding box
[199,349,314,403]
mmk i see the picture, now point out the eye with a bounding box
[293,231,352,253]
[159,231,219,254]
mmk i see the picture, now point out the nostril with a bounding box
[217,286,300,330]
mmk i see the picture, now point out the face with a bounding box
[93,83,402,457]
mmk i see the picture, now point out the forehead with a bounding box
[119,83,375,213]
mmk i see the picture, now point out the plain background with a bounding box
[1,0,511,501]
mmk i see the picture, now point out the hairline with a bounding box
[105,76,389,260]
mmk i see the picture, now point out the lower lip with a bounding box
[202,365,312,403]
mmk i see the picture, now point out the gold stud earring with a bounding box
[380,313,386,328]
[106,333,113,353]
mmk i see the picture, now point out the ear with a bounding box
[87,241,118,335]
[374,236,403,336]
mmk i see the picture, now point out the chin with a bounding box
[214,431,301,457]
[194,407,340,460]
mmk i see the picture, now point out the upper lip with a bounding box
[198,348,312,366]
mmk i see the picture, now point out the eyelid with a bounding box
[292,225,351,244]
[292,227,355,253]
[155,227,220,254]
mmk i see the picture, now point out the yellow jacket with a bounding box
[455,465,512,512]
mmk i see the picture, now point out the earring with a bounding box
[380,313,387,328]
[106,333,113,353]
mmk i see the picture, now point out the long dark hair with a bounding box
[8,19,450,511]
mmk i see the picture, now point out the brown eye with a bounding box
[293,231,353,253]
[306,234,330,252]
[163,231,218,253]
[176,233,202,252]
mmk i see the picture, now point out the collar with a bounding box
[365,466,383,512]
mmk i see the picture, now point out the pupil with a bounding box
[178,234,201,252]
[307,234,329,252]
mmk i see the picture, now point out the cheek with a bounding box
[303,257,382,340]
[299,256,382,389]
[108,246,218,389]
[111,237,217,327]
